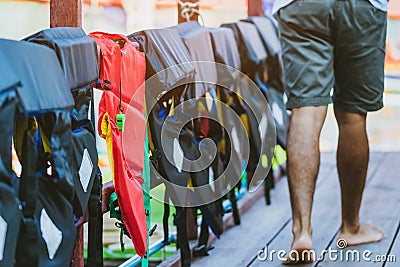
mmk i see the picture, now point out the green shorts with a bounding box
[277,0,387,113]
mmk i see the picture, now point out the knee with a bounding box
[334,108,366,127]
[289,106,328,137]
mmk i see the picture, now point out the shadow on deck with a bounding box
[188,152,400,267]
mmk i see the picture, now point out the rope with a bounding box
[176,0,204,25]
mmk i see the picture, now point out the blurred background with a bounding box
[0,0,248,38]
[0,0,398,153]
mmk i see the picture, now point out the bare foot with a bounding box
[338,222,384,247]
[282,234,314,265]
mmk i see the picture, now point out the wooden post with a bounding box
[177,0,199,24]
[50,0,82,28]
[186,208,198,240]
[71,226,84,267]
[50,1,83,265]
[248,0,264,16]
[177,0,200,239]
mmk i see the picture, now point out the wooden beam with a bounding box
[177,0,199,24]
[50,1,83,264]
[50,0,82,28]
[71,226,84,267]
[247,0,264,17]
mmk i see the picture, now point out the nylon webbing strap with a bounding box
[15,129,39,267]
[163,198,170,245]
[90,87,96,131]
[87,167,103,267]
[142,124,151,267]
[19,129,38,218]
[87,87,104,267]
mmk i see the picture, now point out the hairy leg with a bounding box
[284,106,328,264]
[335,108,384,246]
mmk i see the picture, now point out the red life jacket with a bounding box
[89,32,147,257]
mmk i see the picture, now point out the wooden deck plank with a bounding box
[191,153,336,267]
[185,152,397,267]
[318,152,400,267]
[249,161,341,267]
[191,173,293,267]
[252,173,341,267]
[249,152,384,267]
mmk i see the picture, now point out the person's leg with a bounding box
[332,0,387,246]
[335,108,384,245]
[277,1,335,263]
[284,106,327,263]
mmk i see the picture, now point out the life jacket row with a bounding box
[124,17,289,266]
[0,15,288,267]
[0,28,100,267]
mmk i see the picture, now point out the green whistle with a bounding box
[116,113,126,132]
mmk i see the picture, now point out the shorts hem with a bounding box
[333,102,384,114]
[286,96,332,110]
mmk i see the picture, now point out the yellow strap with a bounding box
[102,112,115,175]
[100,112,109,139]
